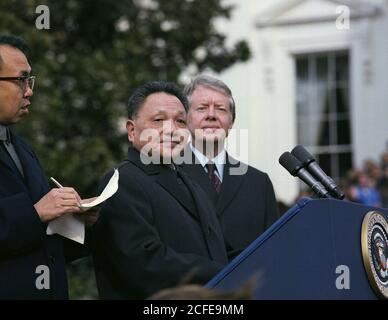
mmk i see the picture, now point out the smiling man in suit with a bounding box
[182,75,279,261]
[0,35,89,299]
[91,81,228,299]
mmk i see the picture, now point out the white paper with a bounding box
[80,168,119,208]
[46,214,85,244]
[46,169,119,244]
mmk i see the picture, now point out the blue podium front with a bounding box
[207,198,388,299]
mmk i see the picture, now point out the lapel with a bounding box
[182,149,219,205]
[0,143,21,179]
[176,168,209,230]
[184,164,219,205]
[126,147,198,220]
[11,132,49,202]
[183,149,246,216]
[216,153,246,216]
[178,167,228,263]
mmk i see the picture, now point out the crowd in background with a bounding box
[342,152,388,208]
[280,151,388,215]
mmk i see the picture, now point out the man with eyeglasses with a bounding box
[0,35,89,299]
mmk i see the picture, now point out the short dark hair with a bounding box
[127,81,188,119]
[0,35,31,70]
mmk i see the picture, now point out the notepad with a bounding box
[46,169,119,244]
[79,168,119,209]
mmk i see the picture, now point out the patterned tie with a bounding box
[206,162,221,193]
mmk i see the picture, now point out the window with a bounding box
[296,51,352,182]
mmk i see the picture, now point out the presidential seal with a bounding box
[361,211,388,299]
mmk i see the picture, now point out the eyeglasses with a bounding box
[0,75,35,92]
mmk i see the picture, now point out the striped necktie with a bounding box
[205,162,221,193]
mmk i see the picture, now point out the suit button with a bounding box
[49,255,56,264]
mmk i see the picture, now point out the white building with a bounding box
[214,0,388,204]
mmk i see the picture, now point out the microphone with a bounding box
[291,145,345,200]
[279,152,331,198]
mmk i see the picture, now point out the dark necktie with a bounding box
[0,127,25,177]
[205,162,221,193]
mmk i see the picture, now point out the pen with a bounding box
[50,177,64,188]
[50,177,82,207]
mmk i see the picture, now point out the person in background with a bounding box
[181,75,279,261]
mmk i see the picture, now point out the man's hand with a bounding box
[74,197,100,228]
[34,188,82,223]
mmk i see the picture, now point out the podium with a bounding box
[206,198,388,299]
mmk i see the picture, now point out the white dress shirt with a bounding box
[189,142,226,182]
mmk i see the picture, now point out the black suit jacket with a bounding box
[0,131,71,299]
[182,150,279,260]
[91,147,228,299]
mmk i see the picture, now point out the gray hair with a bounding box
[183,75,236,122]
